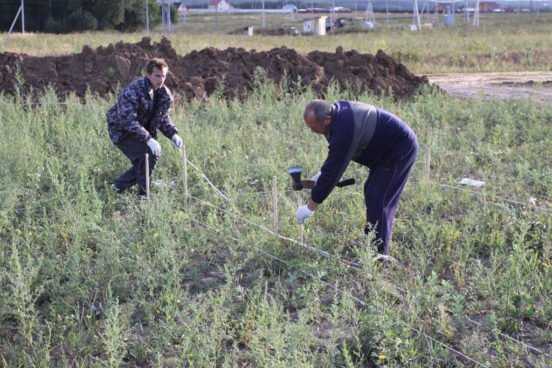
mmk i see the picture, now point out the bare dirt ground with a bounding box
[429,72,552,104]
[0,37,427,101]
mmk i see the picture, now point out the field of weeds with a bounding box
[1,14,552,366]
[0,80,551,366]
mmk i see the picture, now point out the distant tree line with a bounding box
[0,0,176,33]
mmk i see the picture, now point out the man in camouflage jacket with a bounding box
[107,58,183,196]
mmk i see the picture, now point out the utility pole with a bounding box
[168,2,172,32]
[365,0,376,25]
[262,0,266,28]
[8,0,25,34]
[473,0,480,27]
[22,0,25,33]
[413,0,421,30]
[145,0,150,33]
[161,0,173,33]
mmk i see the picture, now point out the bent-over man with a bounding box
[296,99,418,255]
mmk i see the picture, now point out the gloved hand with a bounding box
[310,171,321,184]
[296,205,314,224]
[146,138,162,157]
[171,134,183,149]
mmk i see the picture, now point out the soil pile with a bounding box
[0,37,428,101]
[308,47,427,97]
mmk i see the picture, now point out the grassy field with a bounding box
[1,13,552,74]
[0,81,551,366]
[1,13,552,367]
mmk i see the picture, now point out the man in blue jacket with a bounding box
[107,58,183,196]
[296,99,418,256]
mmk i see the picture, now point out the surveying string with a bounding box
[188,217,367,307]
[185,158,231,202]
[187,211,490,368]
[465,317,551,359]
[187,195,362,270]
[185,166,550,360]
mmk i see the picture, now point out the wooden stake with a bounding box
[145,153,150,199]
[424,145,431,181]
[425,129,432,182]
[297,193,304,245]
[182,146,188,206]
[271,176,278,233]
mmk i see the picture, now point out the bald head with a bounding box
[303,99,333,135]
[304,99,332,121]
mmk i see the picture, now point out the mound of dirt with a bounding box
[308,46,427,97]
[0,37,428,101]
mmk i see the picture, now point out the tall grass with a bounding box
[0,83,550,366]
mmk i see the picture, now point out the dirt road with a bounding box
[428,72,552,103]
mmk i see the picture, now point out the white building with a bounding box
[208,0,233,12]
[303,16,327,35]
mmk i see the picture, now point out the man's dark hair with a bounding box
[146,58,169,74]
[304,100,332,122]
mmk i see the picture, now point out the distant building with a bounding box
[434,1,456,13]
[208,0,232,12]
[156,0,182,6]
[178,3,188,16]
[282,4,298,12]
[303,16,327,35]
[479,1,500,12]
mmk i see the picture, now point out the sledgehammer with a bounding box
[287,166,355,191]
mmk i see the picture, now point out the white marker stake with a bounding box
[297,194,304,245]
[272,176,279,233]
[182,147,188,206]
[145,153,150,200]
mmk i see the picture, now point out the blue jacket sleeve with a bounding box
[311,119,355,204]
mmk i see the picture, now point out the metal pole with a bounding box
[168,2,172,32]
[22,0,25,33]
[330,0,336,31]
[161,5,165,31]
[413,0,421,29]
[8,5,23,34]
[145,0,150,33]
[262,0,266,28]
[474,0,480,27]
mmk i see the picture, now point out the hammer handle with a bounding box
[301,178,355,189]
[336,178,355,187]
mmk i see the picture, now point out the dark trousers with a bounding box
[363,112,418,255]
[114,137,157,195]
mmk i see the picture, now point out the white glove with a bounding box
[296,205,314,224]
[146,138,162,157]
[171,134,183,149]
[310,171,321,184]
